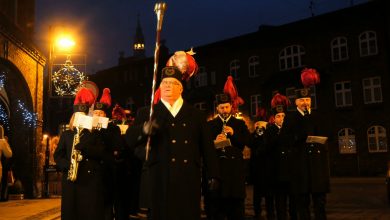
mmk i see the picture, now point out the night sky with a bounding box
[34,0,368,74]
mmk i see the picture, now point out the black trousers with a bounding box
[293,193,327,220]
[209,197,245,220]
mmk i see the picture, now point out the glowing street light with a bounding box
[56,36,75,51]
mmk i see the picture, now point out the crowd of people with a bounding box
[49,50,330,220]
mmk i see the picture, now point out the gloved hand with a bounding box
[208,178,220,196]
[143,119,159,135]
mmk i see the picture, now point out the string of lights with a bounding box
[0,104,10,132]
[0,74,5,89]
[16,100,38,128]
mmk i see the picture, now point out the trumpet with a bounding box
[67,127,83,182]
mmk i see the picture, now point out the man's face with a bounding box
[274,112,285,127]
[160,78,183,102]
[295,97,311,111]
[93,110,106,117]
[216,103,232,119]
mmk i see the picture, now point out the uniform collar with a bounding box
[161,96,183,117]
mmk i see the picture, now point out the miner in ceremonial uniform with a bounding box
[279,68,330,220]
[54,88,106,220]
[125,50,219,220]
[207,86,251,220]
[263,93,296,220]
[92,88,128,220]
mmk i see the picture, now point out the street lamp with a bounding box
[46,26,77,134]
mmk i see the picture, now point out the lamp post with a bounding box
[42,134,50,198]
[46,26,76,133]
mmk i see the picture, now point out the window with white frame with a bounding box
[230,59,240,80]
[194,66,207,88]
[363,76,382,104]
[250,94,261,117]
[331,37,349,62]
[359,31,378,57]
[286,87,296,111]
[334,81,352,107]
[367,125,387,153]
[194,102,207,111]
[279,45,305,71]
[285,86,317,111]
[248,56,259,78]
[338,128,357,154]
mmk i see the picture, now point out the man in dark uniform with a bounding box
[279,68,330,220]
[126,51,219,220]
[207,93,251,220]
[54,88,106,220]
[263,93,296,220]
[92,88,129,220]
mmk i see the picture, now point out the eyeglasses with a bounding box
[161,80,181,86]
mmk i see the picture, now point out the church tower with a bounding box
[133,14,145,58]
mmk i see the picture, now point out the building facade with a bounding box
[0,0,46,197]
[91,0,390,176]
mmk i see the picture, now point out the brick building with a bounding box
[0,0,46,197]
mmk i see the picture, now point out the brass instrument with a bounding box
[67,127,83,182]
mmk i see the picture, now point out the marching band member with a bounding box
[207,77,251,220]
[54,87,106,220]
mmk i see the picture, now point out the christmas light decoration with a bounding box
[0,74,5,89]
[51,56,86,96]
[16,100,37,128]
[0,104,10,132]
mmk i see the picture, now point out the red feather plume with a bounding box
[74,88,95,106]
[271,93,290,108]
[223,76,244,113]
[153,88,161,104]
[99,88,111,107]
[301,68,320,87]
[165,49,198,81]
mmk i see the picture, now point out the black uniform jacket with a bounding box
[208,115,251,198]
[54,129,106,220]
[125,101,219,220]
[279,110,330,194]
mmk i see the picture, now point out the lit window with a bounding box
[338,128,357,154]
[367,125,387,153]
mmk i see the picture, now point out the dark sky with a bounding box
[35,0,368,73]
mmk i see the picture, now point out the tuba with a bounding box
[67,127,83,182]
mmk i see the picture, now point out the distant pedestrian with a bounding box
[0,125,12,202]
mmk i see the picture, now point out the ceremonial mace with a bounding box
[146,2,167,161]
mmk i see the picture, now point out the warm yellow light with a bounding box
[43,134,49,139]
[56,36,75,51]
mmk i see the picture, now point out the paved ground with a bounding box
[0,177,390,219]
